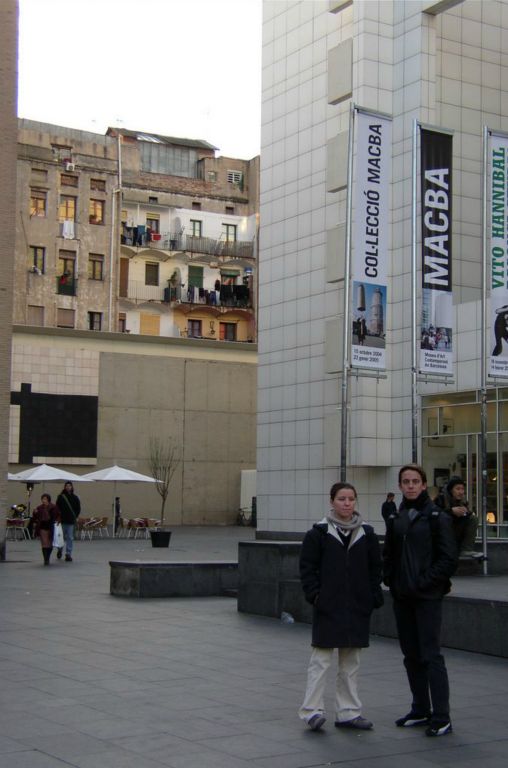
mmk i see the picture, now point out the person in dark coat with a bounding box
[434,476,480,558]
[383,463,457,738]
[32,493,60,566]
[56,481,81,562]
[381,492,397,525]
[298,482,383,732]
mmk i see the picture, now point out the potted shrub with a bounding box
[147,436,180,547]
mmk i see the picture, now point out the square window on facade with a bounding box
[61,173,78,187]
[207,171,217,182]
[227,170,243,186]
[58,250,76,279]
[146,215,160,234]
[225,206,235,214]
[29,245,45,274]
[222,223,237,242]
[30,188,47,217]
[220,322,237,341]
[57,308,75,328]
[27,305,44,326]
[89,199,105,224]
[145,262,159,286]
[88,311,102,331]
[88,253,104,280]
[192,201,201,210]
[58,195,77,222]
[90,178,106,192]
[148,196,158,203]
[118,312,127,332]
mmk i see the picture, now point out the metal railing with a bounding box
[127,280,165,302]
[122,231,254,260]
[56,276,77,296]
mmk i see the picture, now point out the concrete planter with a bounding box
[149,529,172,548]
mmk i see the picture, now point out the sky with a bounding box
[17,0,262,160]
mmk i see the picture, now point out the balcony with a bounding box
[56,276,77,296]
[126,280,165,302]
[167,284,252,309]
[121,230,254,260]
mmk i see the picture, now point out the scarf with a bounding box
[326,509,364,532]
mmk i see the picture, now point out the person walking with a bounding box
[383,463,457,737]
[32,493,60,566]
[381,492,397,525]
[298,482,383,732]
[56,481,81,562]
[434,476,480,558]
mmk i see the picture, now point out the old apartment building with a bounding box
[14,120,259,343]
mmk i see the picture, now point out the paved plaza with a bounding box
[1,528,508,768]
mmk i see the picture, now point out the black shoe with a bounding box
[335,716,373,730]
[65,555,72,562]
[57,549,63,560]
[425,720,452,737]
[396,711,431,727]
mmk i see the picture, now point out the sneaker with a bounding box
[335,716,373,730]
[395,711,431,727]
[65,555,73,562]
[307,714,326,731]
[425,720,452,737]
[57,549,63,560]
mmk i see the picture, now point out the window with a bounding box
[57,308,75,328]
[29,246,45,274]
[220,322,237,341]
[227,170,243,186]
[88,311,102,331]
[88,253,104,280]
[225,206,235,214]
[207,171,217,182]
[58,250,76,280]
[187,319,202,338]
[90,178,106,192]
[148,196,158,204]
[27,305,44,326]
[139,142,198,177]
[188,265,203,289]
[30,189,47,217]
[190,220,202,238]
[222,223,237,242]
[192,201,201,210]
[89,199,105,224]
[61,173,78,187]
[58,195,76,222]
[118,312,127,332]
[146,215,160,234]
[145,262,159,286]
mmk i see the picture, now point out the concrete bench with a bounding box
[110,560,238,598]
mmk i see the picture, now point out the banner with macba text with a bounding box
[420,128,453,376]
[489,132,508,377]
[351,110,391,370]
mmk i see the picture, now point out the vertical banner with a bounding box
[489,132,508,377]
[420,129,453,375]
[351,110,391,370]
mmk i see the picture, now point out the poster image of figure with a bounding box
[491,303,508,357]
[352,282,386,367]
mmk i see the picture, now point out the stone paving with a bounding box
[1,528,508,768]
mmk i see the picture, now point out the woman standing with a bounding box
[299,482,383,731]
[56,481,81,562]
[32,493,60,566]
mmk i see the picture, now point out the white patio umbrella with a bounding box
[80,465,157,535]
[8,464,91,515]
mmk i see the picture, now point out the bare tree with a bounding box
[148,436,181,527]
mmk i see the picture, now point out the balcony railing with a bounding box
[126,280,165,302]
[166,284,252,309]
[121,230,254,260]
[56,276,77,296]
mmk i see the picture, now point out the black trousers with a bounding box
[393,597,450,721]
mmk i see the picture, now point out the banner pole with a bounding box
[411,118,419,463]
[480,125,489,574]
[340,102,355,481]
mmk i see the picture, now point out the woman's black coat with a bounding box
[300,521,383,649]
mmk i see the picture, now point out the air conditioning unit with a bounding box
[65,162,75,172]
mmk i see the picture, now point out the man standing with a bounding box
[383,464,457,737]
[434,477,480,558]
[381,492,396,525]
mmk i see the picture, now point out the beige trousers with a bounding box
[299,646,362,724]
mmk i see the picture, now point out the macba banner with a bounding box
[420,128,453,376]
[489,132,508,377]
[351,110,391,370]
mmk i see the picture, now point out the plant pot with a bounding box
[149,529,172,548]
